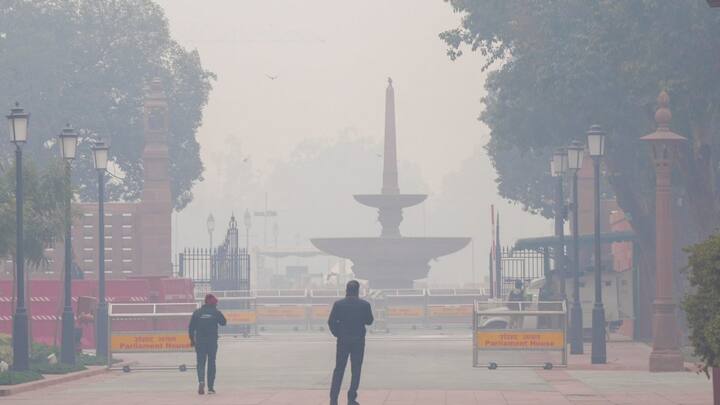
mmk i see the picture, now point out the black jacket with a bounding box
[328,296,374,339]
[188,304,227,344]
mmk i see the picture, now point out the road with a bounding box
[2,332,713,404]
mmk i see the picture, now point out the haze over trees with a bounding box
[0,0,214,209]
[442,0,720,337]
[0,161,68,267]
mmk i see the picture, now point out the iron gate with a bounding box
[177,215,251,293]
[498,247,549,298]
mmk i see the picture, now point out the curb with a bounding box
[0,362,135,397]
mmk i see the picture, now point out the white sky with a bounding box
[156,0,550,285]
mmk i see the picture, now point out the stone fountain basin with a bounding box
[310,237,471,261]
[353,194,427,209]
[311,237,471,287]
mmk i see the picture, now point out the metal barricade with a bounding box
[426,288,485,328]
[381,289,426,328]
[108,302,199,371]
[255,289,309,330]
[209,291,257,337]
[473,300,567,369]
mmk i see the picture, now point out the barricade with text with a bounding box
[473,300,567,369]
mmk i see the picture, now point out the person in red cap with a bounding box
[188,293,226,395]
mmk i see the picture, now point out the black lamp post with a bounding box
[567,139,585,355]
[551,148,567,300]
[7,103,30,371]
[587,125,607,364]
[92,141,109,360]
[59,124,78,365]
[243,209,251,252]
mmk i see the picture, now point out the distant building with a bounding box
[0,79,173,280]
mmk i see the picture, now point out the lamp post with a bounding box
[567,139,585,355]
[7,103,29,371]
[92,141,109,360]
[243,209,251,252]
[587,125,607,364]
[641,91,684,372]
[551,148,567,300]
[207,213,215,251]
[59,124,78,366]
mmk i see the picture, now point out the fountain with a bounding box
[311,79,470,289]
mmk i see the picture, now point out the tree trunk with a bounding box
[714,367,720,405]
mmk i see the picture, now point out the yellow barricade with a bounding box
[311,305,331,320]
[225,309,257,325]
[111,332,192,352]
[257,305,307,320]
[427,304,473,318]
[387,306,424,318]
[473,301,567,368]
[476,330,564,350]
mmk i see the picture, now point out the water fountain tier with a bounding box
[311,79,470,288]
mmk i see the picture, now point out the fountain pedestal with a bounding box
[311,79,470,288]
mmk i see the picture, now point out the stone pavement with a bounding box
[1,333,713,404]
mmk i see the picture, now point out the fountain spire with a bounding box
[382,78,400,195]
[311,78,470,288]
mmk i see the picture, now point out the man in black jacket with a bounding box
[328,280,374,405]
[188,294,227,395]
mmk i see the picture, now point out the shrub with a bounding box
[0,334,12,365]
[32,363,86,374]
[683,234,720,375]
[0,370,43,385]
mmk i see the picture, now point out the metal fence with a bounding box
[176,215,251,293]
[177,247,250,293]
[498,247,549,298]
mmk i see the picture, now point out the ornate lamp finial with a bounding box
[655,90,671,130]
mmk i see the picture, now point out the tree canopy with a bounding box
[441,0,720,242]
[0,0,214,210]
[0,159,68,268]
[442,0,720,338]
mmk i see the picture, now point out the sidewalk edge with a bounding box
[0,361,135,397]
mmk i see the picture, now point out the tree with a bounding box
[0,0,214,210]
[441,1,720,338]
[0,159,68,268]
[683,234,720,376]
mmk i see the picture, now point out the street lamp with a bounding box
[587,124,607,364]
[7,103,30,371]
[551,148,567,301]
[641,91,684,372]
[207,213,215,251]
[243,209,251,252]
[92,140,109,361]
[59,124,78,366]
[567,139,585,355]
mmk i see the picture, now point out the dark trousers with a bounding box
[195,341,218,388]
[330,337,365,402]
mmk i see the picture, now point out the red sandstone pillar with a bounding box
[641,91,684,372]
[138,79,173,276]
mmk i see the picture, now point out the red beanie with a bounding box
[205,294,218,306]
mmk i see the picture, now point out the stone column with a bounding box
[138,78,173,276]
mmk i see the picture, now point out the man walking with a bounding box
[188,293,226,395]
[328,280,374,405]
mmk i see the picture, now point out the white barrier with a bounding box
[473,300,567,369]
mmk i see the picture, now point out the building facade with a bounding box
[0,79,173,280]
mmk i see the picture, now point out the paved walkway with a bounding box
[2,334,713,404]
